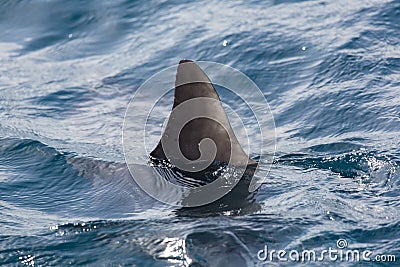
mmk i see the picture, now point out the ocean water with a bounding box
[0,0,399,266]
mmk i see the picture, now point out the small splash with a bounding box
[19,254,35,266]
[157,237,191,265]
[51,222,100,237]
[49,225,58,231]
[278,149,398,189]
[222,40,229,47]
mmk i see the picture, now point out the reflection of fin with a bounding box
[150,60,256,166]
[174,164,260,217]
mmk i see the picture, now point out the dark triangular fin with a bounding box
[150,60,256,167]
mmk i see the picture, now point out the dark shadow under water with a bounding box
[150,159,261,217]
[64,150,262,217]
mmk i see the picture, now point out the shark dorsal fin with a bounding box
[150,60,256,168]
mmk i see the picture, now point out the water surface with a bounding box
[0,0,399,265]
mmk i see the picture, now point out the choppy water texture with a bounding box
[1,0,399,266]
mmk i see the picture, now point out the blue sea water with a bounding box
[0,0,399,266]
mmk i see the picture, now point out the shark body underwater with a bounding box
[69,60,261,216]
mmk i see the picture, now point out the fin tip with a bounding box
[179,59,193,64]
